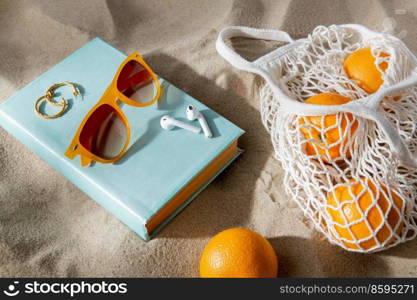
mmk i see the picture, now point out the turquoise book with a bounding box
[0,38,244,241]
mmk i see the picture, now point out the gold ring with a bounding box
[45,81,79,106]
[34,95,68,119]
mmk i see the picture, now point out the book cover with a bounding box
[0,38,244,241]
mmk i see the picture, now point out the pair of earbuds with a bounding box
[160,105,212,138]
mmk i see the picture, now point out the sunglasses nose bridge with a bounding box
[115,97,123,106]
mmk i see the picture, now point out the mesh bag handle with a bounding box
[217,25,417,168]
[215,26,308,110]
[216,26,296,73]
[365,76,417,167]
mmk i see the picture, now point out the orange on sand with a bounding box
[199,228,278,278]
[299,93,358,163]
[344,47,389,94]
[326,178,404,251]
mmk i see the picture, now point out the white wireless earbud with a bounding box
[160,115,201,134]
[186,105,212,138]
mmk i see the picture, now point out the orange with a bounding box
[199,228,278,278]
[326,178,404,250]
[299,93,358,163]
[344,47,389,94]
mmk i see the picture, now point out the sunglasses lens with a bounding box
[79,104,128,159]
[117,60,157,105]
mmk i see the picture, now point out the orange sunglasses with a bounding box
[65,52,161,167]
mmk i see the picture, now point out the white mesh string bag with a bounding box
[216,24,417,253]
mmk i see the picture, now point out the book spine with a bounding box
[0,109,150,241]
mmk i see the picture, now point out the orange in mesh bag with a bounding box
[216,24,417,253]
[326,178,404,251]
[298,93,358,163]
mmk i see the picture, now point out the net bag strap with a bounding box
[364,75,417,168]
[217,25,417,168]
[216,26,295,73]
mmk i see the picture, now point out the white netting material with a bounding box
[217,24,417,252]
